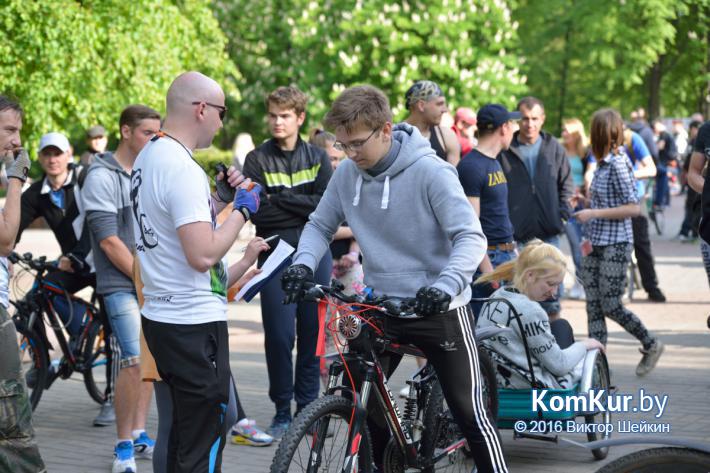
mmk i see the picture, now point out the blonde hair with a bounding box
[476,240,568,292]
[562,118,588,159]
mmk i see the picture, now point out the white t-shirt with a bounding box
[131,137,228,324]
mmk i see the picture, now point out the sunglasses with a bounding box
[192,101,227,121]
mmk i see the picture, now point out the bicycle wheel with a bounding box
[270,395,373,473]
[595,447,710,473]
[14,319,48,411]
[82,321,109,404]
[585,353,612,460]
[478,348,499,423]
[420,380,475,473]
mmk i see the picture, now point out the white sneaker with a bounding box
[112,441,137,473]
[399,386,410,398]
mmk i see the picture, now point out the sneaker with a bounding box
[112,441,137,473]
[636,341,665,376]
[267,412,292,440]
[93,401,116,427]
[398,386,410,398]
[647,289,666,303]
[133,432,155,459]
[231,419,274,447]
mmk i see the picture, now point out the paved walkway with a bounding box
[15,198,710,472]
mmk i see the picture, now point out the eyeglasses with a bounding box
[191,101,227,121]
[333,128,379,154]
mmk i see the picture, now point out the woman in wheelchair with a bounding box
[475,241,604,389]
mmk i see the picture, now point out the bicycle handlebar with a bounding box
[302,282,419,318]
[8,251,55,273]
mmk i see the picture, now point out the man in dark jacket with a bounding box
[17,132,121,425]
[498,96,573,317]
[242,85,332,439]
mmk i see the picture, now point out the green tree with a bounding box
[0,0,239,156]
[515,0,681,132]
[215,0,525,141]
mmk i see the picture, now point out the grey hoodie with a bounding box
[293,123,486,306]
[477,287,587,389]
[82,152,135,295]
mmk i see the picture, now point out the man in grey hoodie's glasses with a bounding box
[282,85,508,473]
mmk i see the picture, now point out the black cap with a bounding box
[476,104,522,131]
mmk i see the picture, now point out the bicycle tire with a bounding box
[595,447,710,473]
[13,319,48,411]
[82,321,109,404]
[585,353,612,460]
[478,348,499,422]
[420,373,493,473]
[270,395,373,473]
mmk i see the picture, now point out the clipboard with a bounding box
[236,239,295,302]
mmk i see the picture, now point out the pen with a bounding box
[239,234,278,252]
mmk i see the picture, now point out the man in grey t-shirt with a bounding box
[83,105,161,473]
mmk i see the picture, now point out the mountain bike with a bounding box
[10,251,115,410]
[270,282,504,473]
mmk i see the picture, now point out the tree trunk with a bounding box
[557,19,573,134]
[647,58,663,122]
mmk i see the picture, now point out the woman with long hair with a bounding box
[476,241,604,389]
[561,118,589,299]
[574,108,663,377]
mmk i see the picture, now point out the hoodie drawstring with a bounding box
[353,175,363,207]
[381,176,390,209]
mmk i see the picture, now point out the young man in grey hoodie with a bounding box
[281,85,508,473]
[82,105,161,473]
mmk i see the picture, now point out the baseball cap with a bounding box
[455,107,477,125]
[86,125,107,138]
[38,132,71,153]
[476,104,522,131]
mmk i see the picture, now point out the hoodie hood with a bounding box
[352,122,438,210]
[87,151,127,175]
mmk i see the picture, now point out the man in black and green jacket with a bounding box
[242,85,332,439]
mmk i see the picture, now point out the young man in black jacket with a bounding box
[242,86,333,438]
[498,97,574,317]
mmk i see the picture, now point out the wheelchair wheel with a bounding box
[585,353,611,460]
[595,447,710,473]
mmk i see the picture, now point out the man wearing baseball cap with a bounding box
[16,131,118,427]
[81,125,108,166]
[453,107,478,157]
[458,104,520,316]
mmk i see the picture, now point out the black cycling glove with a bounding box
[414,286,452,316]
[281,264,314,304]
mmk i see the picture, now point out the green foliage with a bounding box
[515,0,709,133]
[215,0,525,141]
[193,146,234,173]
[0,0,238,157]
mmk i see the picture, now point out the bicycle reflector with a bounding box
[337,314,362,339]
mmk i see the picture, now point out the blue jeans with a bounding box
[654,165,669,207]
[470,248,516,319]
[104,291,141,369]
[564,218,583,274]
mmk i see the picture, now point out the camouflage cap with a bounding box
[404,80,443,108]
